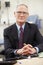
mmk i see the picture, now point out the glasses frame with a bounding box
[16,11,28,15]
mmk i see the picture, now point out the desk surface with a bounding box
[0,52,43,65]
[39,52,43,57]
[14,58,43,65]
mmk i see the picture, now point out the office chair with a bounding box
[27,15,41,29]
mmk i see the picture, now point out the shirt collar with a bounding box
[16,23,25,31]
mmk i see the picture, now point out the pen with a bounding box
[23,43,33,48]
[24,43,27,46]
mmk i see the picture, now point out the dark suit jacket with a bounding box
[4,22,43,58]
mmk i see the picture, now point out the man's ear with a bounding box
[27,13,29,18]
[14,12,16,17]
[28,13,29,16]
[14,12,15,15]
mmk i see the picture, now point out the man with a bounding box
[4,4,43,59]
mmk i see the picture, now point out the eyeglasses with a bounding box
[16,11,28,15]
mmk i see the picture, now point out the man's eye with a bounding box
[17,11,28,14]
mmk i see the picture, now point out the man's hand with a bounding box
[17,43,37,55]
[22,44,37,55]
[16,48,24,55]
[16,44,32,55]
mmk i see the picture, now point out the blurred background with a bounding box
[0,0,43,50]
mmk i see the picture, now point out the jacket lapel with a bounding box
[10,24,19,48]
[23,23,31,44]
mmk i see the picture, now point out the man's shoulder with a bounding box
[26,22,37,28]
[4,23,16,32]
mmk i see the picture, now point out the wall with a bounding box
[1,0,43,27]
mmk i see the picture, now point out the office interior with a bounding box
[0,0,43,54]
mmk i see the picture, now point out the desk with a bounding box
[14,52,43,65]
[0,52,43,65]
[39,52,43,57]
[14,58,43,65]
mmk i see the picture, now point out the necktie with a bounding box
[19,27,24,49]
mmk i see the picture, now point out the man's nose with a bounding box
[20,13,24,16]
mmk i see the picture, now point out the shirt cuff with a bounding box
[34,47,39,53]
[14,50,18,55]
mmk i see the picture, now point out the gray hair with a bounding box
[16,4,28,9]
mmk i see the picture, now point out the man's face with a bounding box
[14,5,29,25]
